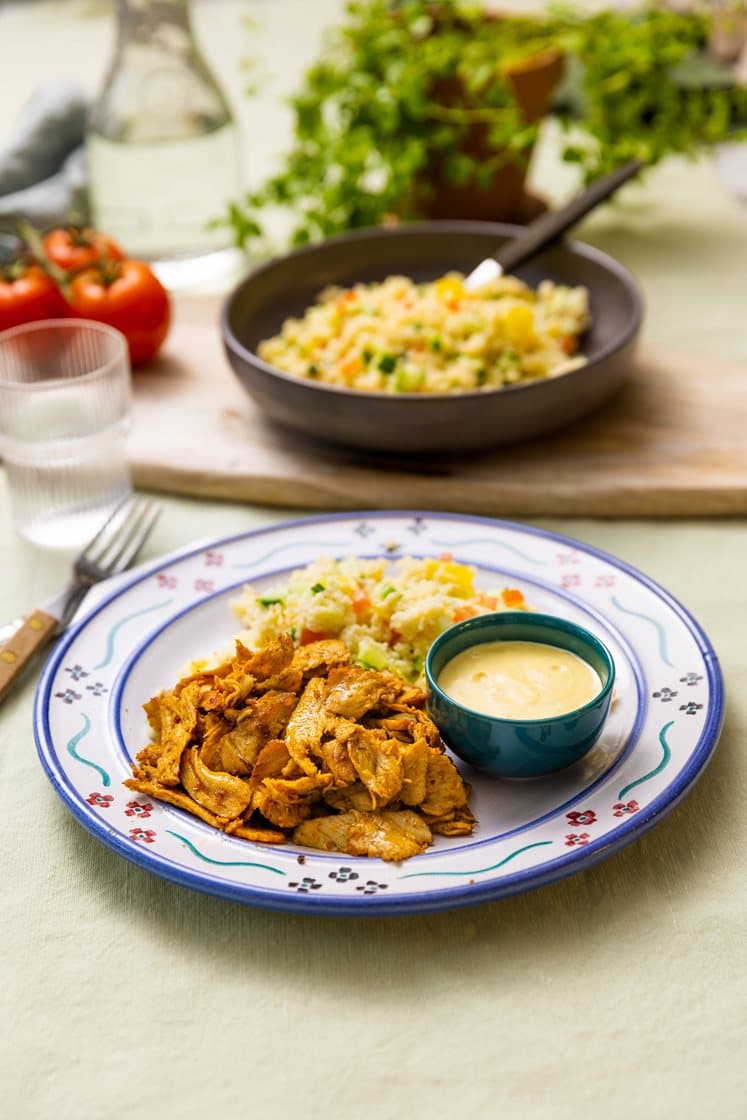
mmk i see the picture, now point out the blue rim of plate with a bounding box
[33,511,725,917]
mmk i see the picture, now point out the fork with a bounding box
[0,495,160,702]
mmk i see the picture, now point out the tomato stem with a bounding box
[68,226,92,248]
[15,219,87,305]
[97,260,123,287]
[0,257,31,282]
[16,218,69,283]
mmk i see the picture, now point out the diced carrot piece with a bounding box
[439,551,454,561]
[477,593,498,609]
[352,590,371,616]
[502,588,526,608]
[454,605,479,622]
[299,628,331,645]
[335,290,357,310]
[339,355,363,378]
[559,335,577,355]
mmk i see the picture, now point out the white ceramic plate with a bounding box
[34,512,723,915]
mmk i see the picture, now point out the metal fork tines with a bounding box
[75,495,160,586]
[50,495,161,630]
[0,494,161,702]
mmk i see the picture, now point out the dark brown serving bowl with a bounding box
[221,221,643,454]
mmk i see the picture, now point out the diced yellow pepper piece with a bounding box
[434,276,465,302]
[505,304,536,348]
[423,559,475,596]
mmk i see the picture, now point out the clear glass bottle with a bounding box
[86,0,242,289]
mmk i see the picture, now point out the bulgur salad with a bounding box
[231,555,528,684]
[257,272,590,394]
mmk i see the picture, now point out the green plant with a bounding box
[225,0,747,250]
[552,4,747,177]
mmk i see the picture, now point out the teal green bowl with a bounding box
[425,612,615,778]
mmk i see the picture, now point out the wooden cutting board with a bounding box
[129,297,747,517]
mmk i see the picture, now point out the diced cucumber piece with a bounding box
[355,639,389,671]
[394,365,425,392]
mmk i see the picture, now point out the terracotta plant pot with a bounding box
[417,47,564,224]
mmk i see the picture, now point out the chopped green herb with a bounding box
[310,582,325,594]
[258,594,285,607]
[362,347,374,365]
[381,584,398,598]
[378,353,397,374]
[429,336,443,352]
[476,367,488,386]
[307,363,320,377]
[289,626,297,641]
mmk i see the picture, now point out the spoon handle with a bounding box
[494,159,645,275]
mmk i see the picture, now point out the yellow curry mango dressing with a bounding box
[438,640,602,721]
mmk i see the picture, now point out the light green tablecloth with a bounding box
[1,3,746,1118]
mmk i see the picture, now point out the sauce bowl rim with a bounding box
[425,610,616,727]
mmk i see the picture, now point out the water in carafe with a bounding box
[86,0,242,289]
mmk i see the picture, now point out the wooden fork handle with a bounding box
[0,609,59,702]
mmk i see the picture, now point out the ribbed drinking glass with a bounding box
[0,319,133,550]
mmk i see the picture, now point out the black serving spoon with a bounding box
[464,159,644,290]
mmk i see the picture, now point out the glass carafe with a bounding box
[86,0,242,289]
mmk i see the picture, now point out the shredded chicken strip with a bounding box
[127,632,476,859]
[180,747,253,820]
[293,810,432,861]
[283,676,329,777]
